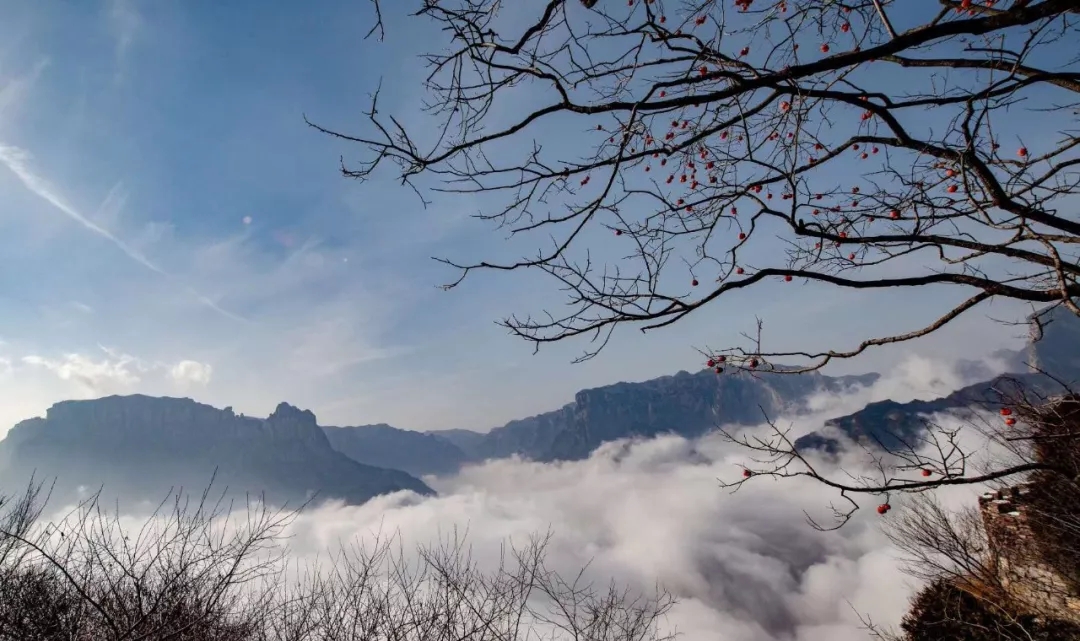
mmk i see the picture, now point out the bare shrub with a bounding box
[0,480,675,641]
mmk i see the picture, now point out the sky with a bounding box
[0,0,1045,435]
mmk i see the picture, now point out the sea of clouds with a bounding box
[37,354,1019,641]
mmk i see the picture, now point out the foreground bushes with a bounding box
[900,578,1080,641]
[0,481,674,641]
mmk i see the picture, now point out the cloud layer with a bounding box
[276,434,911,641]
[272,355,1013,640]
[27,354,1021,641]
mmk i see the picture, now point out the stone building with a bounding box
[979,483,1080,622]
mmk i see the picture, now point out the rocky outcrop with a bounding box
[463,305,1078,463]
[10,310,1071,491]
[0,362,878,495]
[0,395,434,508]
[792,378,1007,454]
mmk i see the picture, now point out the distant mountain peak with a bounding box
[322,423,468,478]
[268,402,317,426]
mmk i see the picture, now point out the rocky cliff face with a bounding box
[341,368,879,476]
[0,395,434,507]
[1,363,876,495]
[11,309,1071,492]
[411,307,1079,468]
[459,368,880,464]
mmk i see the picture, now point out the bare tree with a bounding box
[0,481,676,641]
[317,0,1079,371]
[311,0,1080,538]
[318,0,1080,532]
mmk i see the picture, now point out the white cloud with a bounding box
[302,356,1019,640]
[44,426,917,641]
[175,232,421,385]
[170,359,213,386]
[286,359,1021,639]
[90,181,128,230]
[15,345,211,396]
[803,353,995,420]
[21,350,144,390]
[0,143,246,323]
[0,145,160,273]
[0,137,421,427]
[0,344,217,435]
[259,426,917,641]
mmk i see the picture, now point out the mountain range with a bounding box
[0,398,434,508]
[0,305,1076,508]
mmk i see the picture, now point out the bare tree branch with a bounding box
[329,0,1078,371]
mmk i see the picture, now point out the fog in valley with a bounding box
[7,355,1008,641]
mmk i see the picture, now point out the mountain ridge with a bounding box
[322,423,468,477]
[793,305,1080,453]
[4,306,1076,500]
[344,306,1078,467]
[0,395,435,508]
[318,368,879,474]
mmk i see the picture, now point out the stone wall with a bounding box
[979,484,1080,622]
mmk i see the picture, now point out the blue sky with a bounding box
[0,0,1041,434]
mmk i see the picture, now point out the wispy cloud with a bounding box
[0,143,247,323]
[26,354,1019,640]
[91,180,129,230]
[0,58,49,128]
[0,341,216,436]
[106,0,143,83]
[0,0,1034,438]
[0,145,159,271]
